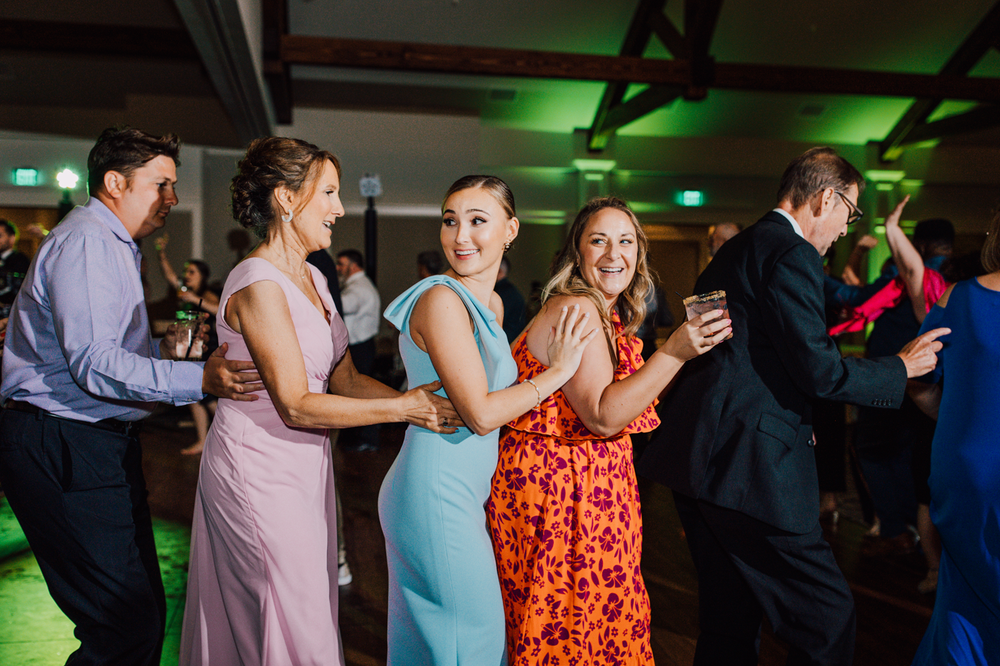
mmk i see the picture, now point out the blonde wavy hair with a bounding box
[543,197,654,339]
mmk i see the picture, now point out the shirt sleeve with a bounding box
[46,233,205,405]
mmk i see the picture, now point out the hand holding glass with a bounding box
[683,290,733,340]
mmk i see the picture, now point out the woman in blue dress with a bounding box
[379,176,596,665]
[909,210,1000,665]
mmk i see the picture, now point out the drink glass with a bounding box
[174,312,204,360]
[683,290,732,339]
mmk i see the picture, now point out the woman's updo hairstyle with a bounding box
[231,137,341,240]
[441,175,516,219]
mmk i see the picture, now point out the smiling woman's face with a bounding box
[577,207,638,307]
[440,186,515,278]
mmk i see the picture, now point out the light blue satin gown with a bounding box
[379,275,516,665]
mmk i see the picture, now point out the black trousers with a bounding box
[0,408,165,666]
[673,491,855,666]
[342,337,379,448]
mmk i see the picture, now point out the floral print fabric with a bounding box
[488,314,659,665]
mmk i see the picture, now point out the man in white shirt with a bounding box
[336,249,381,450]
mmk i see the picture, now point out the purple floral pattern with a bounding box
[488,315,659,665]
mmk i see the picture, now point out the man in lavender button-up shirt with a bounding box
[0,127,263,666]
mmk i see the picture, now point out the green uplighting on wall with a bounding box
[864,169,906,183]
[12,168,39,186]
[571,159,616,172]
[678,190,704,207]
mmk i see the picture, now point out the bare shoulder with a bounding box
[936,283,956,308]
[536,294,601,326]
[410,283,473,348]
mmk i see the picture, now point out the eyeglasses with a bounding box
[834,191,864,225]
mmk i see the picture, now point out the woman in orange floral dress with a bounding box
[488,197,731,665]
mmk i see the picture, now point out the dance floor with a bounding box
[0,408,934,665]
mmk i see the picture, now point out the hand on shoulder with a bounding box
[527,295,602,367]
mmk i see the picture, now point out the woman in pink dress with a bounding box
[180,137,460,666]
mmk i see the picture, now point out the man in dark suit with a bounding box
[0,219,30,277]
[638,147,947,666]
[0,220,31,317]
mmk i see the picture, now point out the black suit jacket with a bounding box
[638,212,906,534]
[0,250,30,276]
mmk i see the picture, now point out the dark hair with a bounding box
[186,259,212,296]
[441,175,516,219]
[776,147,865,208]
[337,249,364,270]
[500,256,511,274]
[544,196,654,339]
[87,127,180,196]
[983,208,1000,273]
[231,137,341,240]
[913,218,954,257]
[0,219,15,239]
[417,250,444,275]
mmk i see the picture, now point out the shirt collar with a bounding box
[772,208,805,239]
[85,197,141,256]
[0,248,12,260]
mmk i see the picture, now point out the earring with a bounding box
[503,241,511,253]
[281,210,293,223]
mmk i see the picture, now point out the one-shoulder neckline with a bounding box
[422,275,498,324]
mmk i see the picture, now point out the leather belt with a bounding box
[3,399,143,437]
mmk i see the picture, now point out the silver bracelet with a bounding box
[524,378,542,410]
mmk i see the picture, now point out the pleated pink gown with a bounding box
[180,258,349,666]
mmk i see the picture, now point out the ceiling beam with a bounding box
[262,0,293,124]
[588,0,667,151]
[170,0,273,143]
[280,35,1000,102]
[0,20,197,59]
[878,0,1000,162]
[683,0,723,98]
[601,86,685,134]
[900,105,1000,146]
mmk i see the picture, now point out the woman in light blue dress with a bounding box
[379,176,596,665]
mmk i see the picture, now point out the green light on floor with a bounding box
[13,168,39,186]
[678,190,704,207]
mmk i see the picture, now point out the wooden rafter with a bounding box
[278,34,1000,102]
[262,0,293,124]
[0,20,196,59]
[587,0,724,151]
[588,0,670,152]
[879,0,1000,162]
